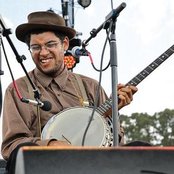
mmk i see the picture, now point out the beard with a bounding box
[36,61,65,77]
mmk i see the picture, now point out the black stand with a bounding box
[83,2,126,146]
[0,29,4,116]
[0,15,41,102]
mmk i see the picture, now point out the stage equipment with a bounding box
[15,146,174,174]
[0,29,4,116]
[81,2,127,147]
[78,0,91,8]
[64,38,82,70]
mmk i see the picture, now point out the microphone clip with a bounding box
[71,46,89,58]
[21,97,52,111]
[21,97,44,107]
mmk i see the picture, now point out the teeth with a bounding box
[41,59,50,63]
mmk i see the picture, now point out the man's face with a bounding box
[30,31,69,76]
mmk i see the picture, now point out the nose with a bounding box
[39,46,50,55]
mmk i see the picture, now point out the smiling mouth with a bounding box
[40,58,53,64]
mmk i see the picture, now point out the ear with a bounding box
[63,36,69,51]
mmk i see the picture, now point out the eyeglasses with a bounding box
[29,41,59,53]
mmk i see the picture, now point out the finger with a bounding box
[118,87,133,102]
[117,83,125,90]
[127,85,138,94]
[117,84,138,94]
[118,93,131,105]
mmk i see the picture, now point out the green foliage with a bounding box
[120,109,174,146]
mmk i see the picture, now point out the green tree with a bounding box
[120,109,174,146]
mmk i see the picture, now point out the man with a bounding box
[1,11,137,173]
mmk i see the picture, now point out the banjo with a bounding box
[41,44,174,146]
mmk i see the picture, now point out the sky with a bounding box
[0,0,174,157]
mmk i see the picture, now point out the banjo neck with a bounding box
[96,44,174,117]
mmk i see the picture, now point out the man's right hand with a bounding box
[48,140,71,146]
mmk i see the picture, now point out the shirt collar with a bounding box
[34,67,70,90]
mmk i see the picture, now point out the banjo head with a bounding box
[41,107,113,147]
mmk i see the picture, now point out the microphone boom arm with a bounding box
[0,15,41,100]
[82,2,126,48]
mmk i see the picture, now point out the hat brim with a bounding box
[16,23,76,42]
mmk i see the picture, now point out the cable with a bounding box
[1,38,52,111]
[1,37,23,100]
[81,34,109,146]
[0,80,2,115]
[89,34,110,72]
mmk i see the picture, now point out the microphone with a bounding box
[21,98,52,111]
[71,46,88,57]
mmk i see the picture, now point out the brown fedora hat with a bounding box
[16,11,76,42]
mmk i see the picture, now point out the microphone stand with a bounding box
[0,29,4,116]
[108,16,119,146]
[83,2,126,146]
[0,15,41,103]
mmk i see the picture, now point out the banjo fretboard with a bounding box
[97,44,174,116]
